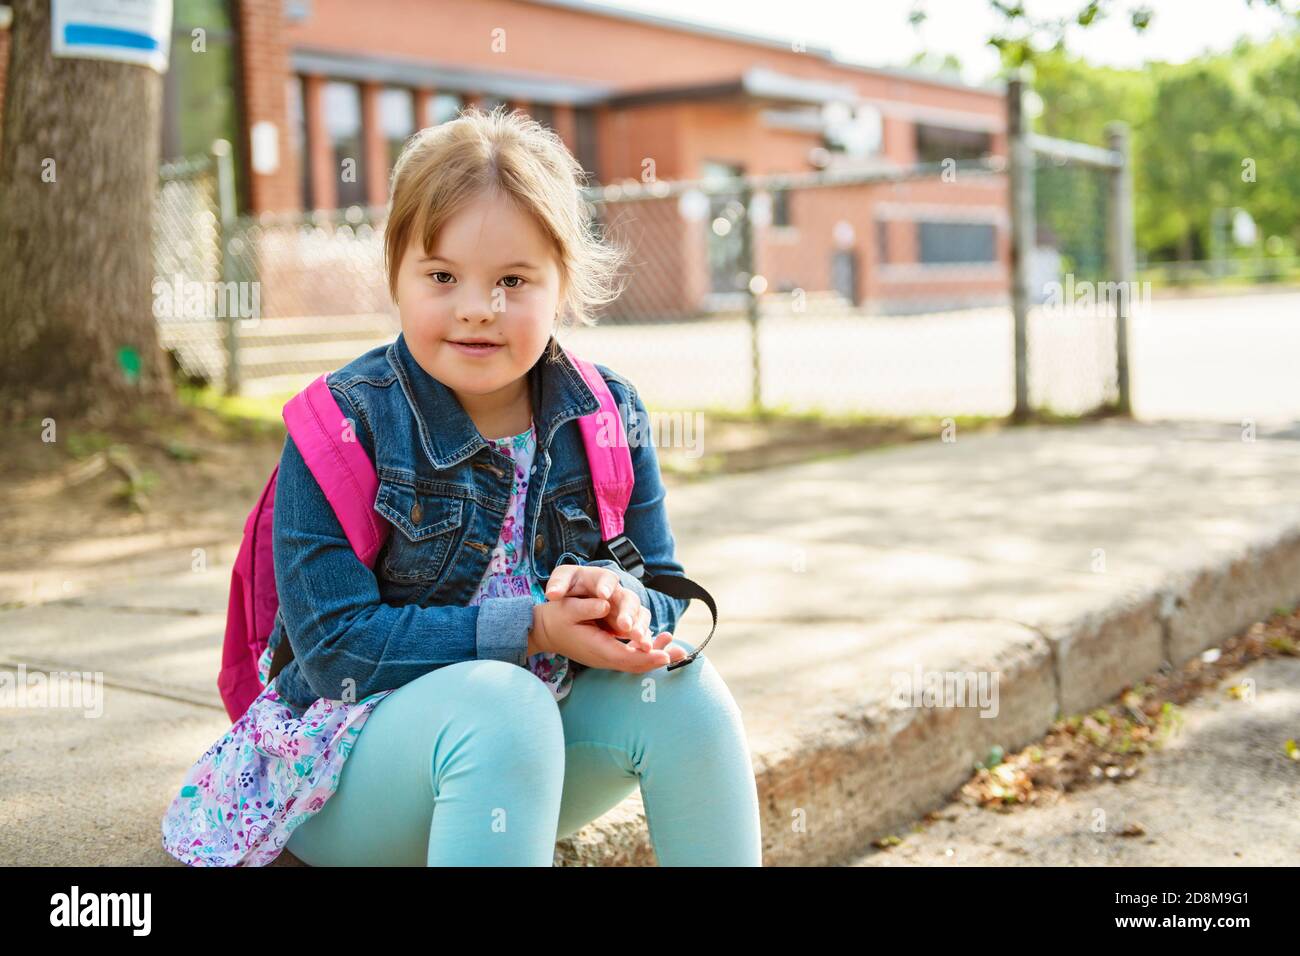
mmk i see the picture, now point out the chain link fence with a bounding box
[1025,145,1123,416]
[153,152,226,386]
[154,113,1131,419]
[220,205,398,394]
[571,160,1019,416]
[153,142,399,396]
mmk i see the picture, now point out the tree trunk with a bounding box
[0,0,175,426]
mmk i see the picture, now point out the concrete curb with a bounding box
[546,525,1300,866]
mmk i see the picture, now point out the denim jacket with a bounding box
[267,330,691,713]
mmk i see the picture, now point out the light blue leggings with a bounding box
[283,640,763,866]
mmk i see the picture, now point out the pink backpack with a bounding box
[217,348,716,722]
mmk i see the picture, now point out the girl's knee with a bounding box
[382,660,564,749]
[644,646,742,728]
[399,658,556,708]
[458,657,556,699]
[453,659,565,754]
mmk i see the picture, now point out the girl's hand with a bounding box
[530,599,681,673]
[544,564,687,664]
[544,564,653,650]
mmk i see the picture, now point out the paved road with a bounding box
[559,290,1300,425]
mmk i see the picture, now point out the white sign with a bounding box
[251,122,280,175]
[678,189,709,223]
[1232,209,1257,247]
[51,0,173,74]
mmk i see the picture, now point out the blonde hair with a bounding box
[384,105,626,361]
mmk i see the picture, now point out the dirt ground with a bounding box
[0,399,285,607]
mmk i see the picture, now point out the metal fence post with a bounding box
[738,182,762,413]
[1007,77,1035,423]
[1105,122,1134,417]
[212,138,241,396]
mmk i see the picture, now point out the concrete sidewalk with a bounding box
[3,418,1299,866]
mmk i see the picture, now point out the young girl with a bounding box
[161,106,762,866]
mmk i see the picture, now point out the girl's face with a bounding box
[394,188,564,414]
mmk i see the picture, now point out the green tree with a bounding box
[1029,34,1300,262]
[1236,35,1300,254]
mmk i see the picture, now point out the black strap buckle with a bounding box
[601,534,716,673]
[602,534,646,580]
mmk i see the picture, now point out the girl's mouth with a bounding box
[448,341,503,357]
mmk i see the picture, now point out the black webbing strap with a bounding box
[599,534,718,671]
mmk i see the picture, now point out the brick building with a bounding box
[0,0,1012,312]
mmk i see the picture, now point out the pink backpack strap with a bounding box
[565,350,635,542]
[282,374,387,568]
[564,349,719,672]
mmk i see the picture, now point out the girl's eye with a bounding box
[427,272,523,288]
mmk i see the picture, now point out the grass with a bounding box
[175,384,294,440]
[651,399,1123,481]
[659,396,1119,429]
[1139,269,1300,291]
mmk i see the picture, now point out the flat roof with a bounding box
[607,66,862,108]
[293,47,616,105]
[522,0,1004,95]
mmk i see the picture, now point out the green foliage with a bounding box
[65,431,113,460]
[1029,34,1300,264]
[907,1,1300,262]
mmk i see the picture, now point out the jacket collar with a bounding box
[386,330,600,471]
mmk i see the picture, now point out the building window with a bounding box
[917,221,998,264]
[574,107,599,182]
[427,92,463,126]
[528,103,556,133]
[324,80,365,208]
[876,220,889,264]
[478,94,507,115]
[771,188,790,227]
[699,161,744,295]
[915,124,993,164]
[379,87,415,173]
[288,75,311,210]
[161,0,247,210]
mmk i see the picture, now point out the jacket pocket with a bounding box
[548,491,603,562]
[373,481,465,586]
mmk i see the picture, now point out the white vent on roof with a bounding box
[823,103,882,157]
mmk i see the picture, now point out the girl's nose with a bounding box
[457,288,502,323]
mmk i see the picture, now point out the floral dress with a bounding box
[161,417,581,866]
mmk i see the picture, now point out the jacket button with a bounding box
[410,502,423,525]
[535,533,544,553]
